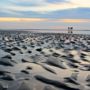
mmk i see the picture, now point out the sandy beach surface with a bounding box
[0,31,90,90]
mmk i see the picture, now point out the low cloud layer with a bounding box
[0,0,90,29]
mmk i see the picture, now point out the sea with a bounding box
[0,29,90,35]
[24,29,90,35]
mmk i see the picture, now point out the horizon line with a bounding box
[0,28,90,31]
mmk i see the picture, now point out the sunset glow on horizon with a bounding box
[0,0,90,29]
[0,18,47,22]
[0,18,90,23]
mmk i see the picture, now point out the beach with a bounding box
[0,31,90,90]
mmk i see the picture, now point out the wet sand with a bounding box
[0,31,90,90]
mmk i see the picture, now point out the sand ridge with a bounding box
[0,31,90,90]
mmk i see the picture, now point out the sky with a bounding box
[0,0,90,30]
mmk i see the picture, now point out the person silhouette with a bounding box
[68,27,73,34]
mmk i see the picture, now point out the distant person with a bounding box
[68,27,73,34]
[70,27,73,34]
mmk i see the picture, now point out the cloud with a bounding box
[0,18,90,23]
[4,2,77,13]
[0,0,90,19]
[70,0,90,7]
[57,19,90,23]
[0,0,90,30]
[1,0,90,13]
[0,18,90,30]
[0,8,90,19]
[0,17,48,22]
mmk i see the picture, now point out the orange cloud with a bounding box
[0,18,90,23]
[0,17,47,22]
[58,19,90,23]
[0,18,19,22]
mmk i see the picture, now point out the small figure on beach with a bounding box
[68,27,73,34]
